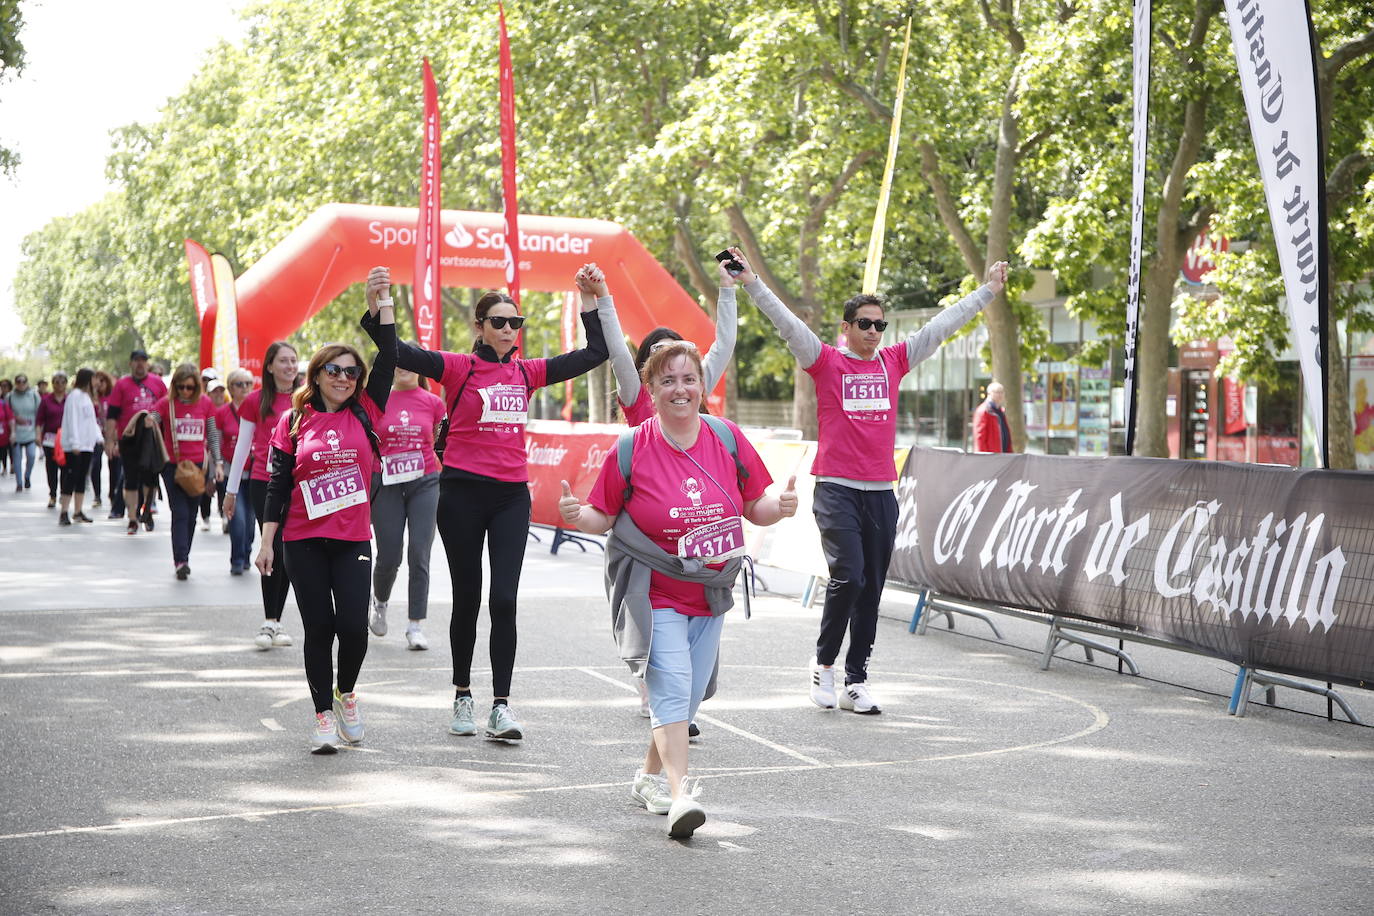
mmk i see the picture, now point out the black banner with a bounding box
[891,449,1374,688]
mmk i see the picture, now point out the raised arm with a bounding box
[702,259,740,390]
[905,261,1009,366]
[728,247,823,369]
[360,265,442,380]
[362,267,398,411]
[544,294,610,386]
[577,263,640,404]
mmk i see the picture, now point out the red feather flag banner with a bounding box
[414,58,444,363]
[498,2,521,307]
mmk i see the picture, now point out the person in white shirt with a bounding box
[59,368,103,525]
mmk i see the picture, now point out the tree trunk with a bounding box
[986,70,1025,450]
[1327,302,1355,470]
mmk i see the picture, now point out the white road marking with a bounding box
[693,712,827,767]
[260,718,284,732]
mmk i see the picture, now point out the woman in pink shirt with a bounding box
[224,342,300,649]
[367,362,445,650]
[559,342,798,838]
[256,268,395,754]
[148,365,223,580]
[361,274,611,743]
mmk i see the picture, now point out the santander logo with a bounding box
[445,223,474,248]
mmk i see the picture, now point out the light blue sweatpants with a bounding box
[645,609,725,729]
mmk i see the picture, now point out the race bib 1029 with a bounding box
[478,384,529,426]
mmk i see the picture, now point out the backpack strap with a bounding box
[617,428,636,503]
[701,414,749,489]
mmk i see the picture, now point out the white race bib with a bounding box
[299,465,368,520]
[42,432,56,447]
[381,449,425,485]
[478,384,529,425]
[677,516,746,561]
[841,373,891,413]
[174,417,205,442]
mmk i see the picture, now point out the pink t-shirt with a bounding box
[241,389,295,481]
[154,395,216,465]
[216,402,241,464]
[437,352,550,482]
[588,417,771,616]
[269,396,384,542]
[0,399,12,446]
[108,374,168,430]
[806,343,910,481]
[619,386,654,427]
[377,386,446,481]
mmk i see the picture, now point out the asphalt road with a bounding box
[1,473,1371,915]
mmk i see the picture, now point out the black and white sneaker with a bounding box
[838,681,882,715]
[809,656,837,708]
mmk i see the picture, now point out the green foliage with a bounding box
[0,0,27,175]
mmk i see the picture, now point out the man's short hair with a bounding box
[842,293,886,323]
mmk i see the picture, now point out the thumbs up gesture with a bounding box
[558,479,581,525]
[779,475,798,518]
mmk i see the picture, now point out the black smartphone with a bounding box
[714,249,745,277]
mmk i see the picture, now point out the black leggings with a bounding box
[59,451,93,496]
[437,476,531,697]
[250,478,292,622]
[43,446,60,497]
[283,538,372,713]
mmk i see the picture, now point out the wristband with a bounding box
[378,297,394,308]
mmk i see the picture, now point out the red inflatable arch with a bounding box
[229,203,720,405]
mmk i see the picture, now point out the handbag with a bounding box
[170,400,206,497]
[53,429,67,466]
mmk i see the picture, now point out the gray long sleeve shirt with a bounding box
[599,288,737,409]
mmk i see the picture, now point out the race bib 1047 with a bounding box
[381,449,424,485]
[300,465,368,520]
[479,384,529,426]
[676,516,746,561]
[841,373,891,413]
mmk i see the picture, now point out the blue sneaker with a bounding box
[449,696,476,736]
[332,689,364,744]
[485,703,524,740]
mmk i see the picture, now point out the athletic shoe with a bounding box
[809,657,837,709]
[637,678,651,718]
[271,626,293,648]
[838,681,882,715]
[333,689,364,744]
[630,771,672,815]
[485,703,524,740]
[142,511,154,532]
[58,512,71,526]
[92,498,102,509]
[667,782,706,838]
[254,624,275,650]
[175,564,190,581]
[688,721,701,738]
[72,512,94,523]
[221,519,229,534]
[448,696,477,736]
[126,520,138,536]
[230,566,244,576]
[368,598,388,637]
[200,518,210,531]
[108,510,123,519]
[48,497,56,509]
[405,624,428,651]
[311,711,340,754]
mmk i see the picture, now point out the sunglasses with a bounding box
[322,363,362,380]
[851,317,888,332]
[175,383,197,392]
[649,339,698,354]
[231,380,252,388]
[482,315,526,330]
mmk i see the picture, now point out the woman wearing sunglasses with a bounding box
[147,364,223,580]
[225,341,301,649]
[360,274,610,742]
[732,245,1007,715]
[256,268,395,754]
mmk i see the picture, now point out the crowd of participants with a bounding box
[0,253,1006,840]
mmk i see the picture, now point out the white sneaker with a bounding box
[271,625,293,648]
[809,657,837,709]
[667,780,706,838]
[636,678,651,718]
[369,598,388,637]
[254,624,274,650]
[838,681,882,715]
[405,623,428,650]
[630,771,671,815]
[200,518,210,531]
[311,711,339,754]
[333,690,364,744]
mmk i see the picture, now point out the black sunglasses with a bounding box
[323,363,362,380]
[852,317,888,332]
[175,383,197,391]
[482,315,526,330]
[230,380,252,388]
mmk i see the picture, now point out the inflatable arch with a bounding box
[226,203,720,403]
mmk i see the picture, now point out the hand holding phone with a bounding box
[715,249,745,277]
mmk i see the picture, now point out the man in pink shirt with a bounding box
[733,246,1008,714]
[105,349,169,523]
